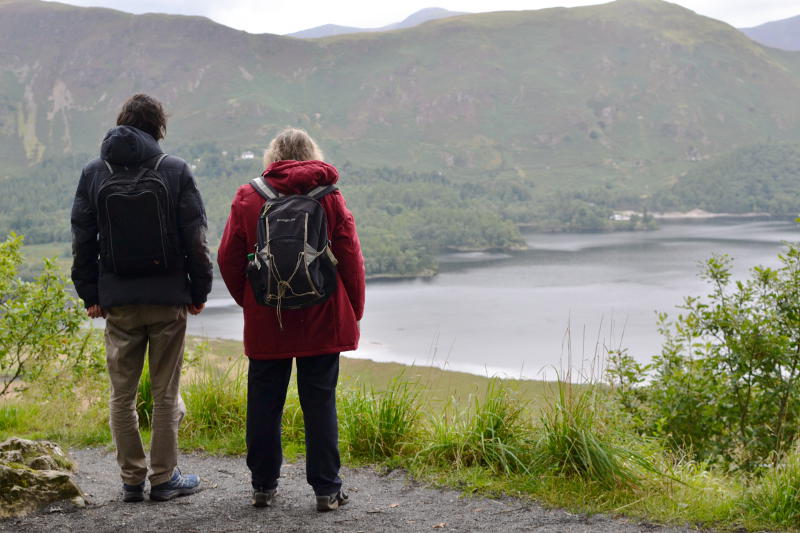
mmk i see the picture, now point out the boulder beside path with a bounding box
[0,437,84,518]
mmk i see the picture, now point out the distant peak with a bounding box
[611,0,690,9]
[288,6,467,39]
[614,0,669,4]
[739,13,800,51]
[399,7,466,23]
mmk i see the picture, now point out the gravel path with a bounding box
[1,448,702,532]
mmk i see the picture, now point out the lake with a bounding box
[191,219,799,380]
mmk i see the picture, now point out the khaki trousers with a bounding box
[104,304,187,486]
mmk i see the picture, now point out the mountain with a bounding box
[388,7,468,30]
[287,7,467,39]
[288,23,364,39]
[1,0,800,197]
[740,15,800,51]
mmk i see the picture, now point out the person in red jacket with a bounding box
[217,127,365,512]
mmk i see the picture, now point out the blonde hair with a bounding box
[263,127,324,167]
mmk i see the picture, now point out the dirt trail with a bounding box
[2,448,700,532]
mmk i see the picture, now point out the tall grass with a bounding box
[418,380,533,475]
[281,385,305,443]
[0,404,31,433]
[340,378,421,461]
[743,452,800,528]
[176,363,312,455]
[136,361,153,428]
[180,362,247,453]
[532,378,658,489]
[0,379,109,446]
[280,384,306,458]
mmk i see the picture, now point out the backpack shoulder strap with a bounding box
[250,176,281,200]
[306,185,338,200]
[151,153,169,171]
[101,153,168,175]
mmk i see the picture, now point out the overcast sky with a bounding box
[47,1,800,35]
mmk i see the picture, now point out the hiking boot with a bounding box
[252,487,277,508]
[316,489,349,512]
[149,468,201,501]
[122,481,145,503]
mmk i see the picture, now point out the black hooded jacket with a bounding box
[71,126,213,308]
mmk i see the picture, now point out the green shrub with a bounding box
[0,233,104,397]
[610,245,800,468]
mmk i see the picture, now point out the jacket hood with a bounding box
[263,160,339,195]
[100,125,163,166]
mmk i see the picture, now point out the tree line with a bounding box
[3,141,794,277]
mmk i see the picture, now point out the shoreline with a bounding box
[190,336,552,383]
[628,208,772,220]
[444,243,528,253]
[366,268,437,282]
[365,244,528,281]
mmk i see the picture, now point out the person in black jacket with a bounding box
[71,94,213,503]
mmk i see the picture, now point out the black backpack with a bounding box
[96,154,180,275]
[246,176,338,327]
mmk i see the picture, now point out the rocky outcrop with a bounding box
[0,438,84,518]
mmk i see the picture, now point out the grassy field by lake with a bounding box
[196,337,567,413]
[2,333,794,531]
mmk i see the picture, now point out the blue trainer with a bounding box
[149,468,201,501]
[122,481,145,502]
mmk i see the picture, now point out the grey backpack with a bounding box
[246,176,338,327]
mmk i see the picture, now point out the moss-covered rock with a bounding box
[0,437,83,518]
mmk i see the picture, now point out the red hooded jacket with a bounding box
[217,160,365,359]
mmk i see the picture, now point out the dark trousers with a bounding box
[246,353,342,496]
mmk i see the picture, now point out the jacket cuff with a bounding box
[80,288,100,309]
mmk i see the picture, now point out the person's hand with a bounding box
[187,303,205,315]
[87,304,106,319]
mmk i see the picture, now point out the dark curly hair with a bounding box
[116,93,167,140]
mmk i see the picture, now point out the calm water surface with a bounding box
[191,220,799,379]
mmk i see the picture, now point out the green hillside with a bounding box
[1,0,799,186]
[654,142,800,214]
[2,0,800,276]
